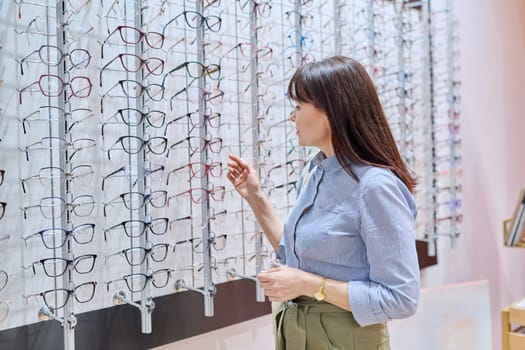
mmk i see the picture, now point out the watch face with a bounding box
[313,292,325,301]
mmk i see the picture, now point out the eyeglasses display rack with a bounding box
[0,1,462,348]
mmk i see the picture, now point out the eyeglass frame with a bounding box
[21,223,95,249]
[18,45,91,75]
[23,281,97,311]
[99,53,165,87]
[22,254,97,277]
[101,25,165,59]
[103,190,168,217]
[104,243,173,266]
[166,161,222,185]
[101,164,165,191]
[168,185,226,206]
[20,164,94,194]
[19,106,95,135]
[101,108,166,138]
[167,136,223,158]
[103,217,169,241]
[18,74,92,104]
[105,268,174,293]
[20,194,95,220]
[162,11,222,35]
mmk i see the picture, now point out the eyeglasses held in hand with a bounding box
[99,54,165,86]
[0,170,4,186]
[105,243,172,266]
[23,281,97,311]
[18,45,91,75]
[103,218,169,241]
[22,223,95,249]
[105,268,174,293]
[22,254,97,277]
[105,135,167,160]
[20,164,94,194]
[101,25,165,58]
[18,74,92,104]
[103,190,167,217]
[21,194,95,220]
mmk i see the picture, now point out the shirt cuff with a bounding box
[276,243,286,265]
[348,280,389,327]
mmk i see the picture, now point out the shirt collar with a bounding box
[311,151,343,174]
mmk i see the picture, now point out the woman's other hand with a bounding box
[257,266,318,302]
[226,154,262,201]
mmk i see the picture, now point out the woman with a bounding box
[226,56,420,350]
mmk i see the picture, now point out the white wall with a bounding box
[162,2,525,350]
[420,1,525,350]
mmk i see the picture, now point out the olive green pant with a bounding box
[275,296,390,350]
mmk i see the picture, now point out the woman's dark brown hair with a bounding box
[287,55,417,192]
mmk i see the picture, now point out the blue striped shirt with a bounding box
[277,151,420,327]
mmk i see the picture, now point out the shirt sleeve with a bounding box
[348,173,420,327]
[276,235,286,265]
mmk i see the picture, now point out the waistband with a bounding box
[288,296,350,313]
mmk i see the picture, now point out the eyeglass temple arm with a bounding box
[102,202,111,217]
[161,13,184,37]
[163,115,187,136]
[100,27,120,59]
[104,251,122,264]
[102,166,126,191]
[21,262,37,275]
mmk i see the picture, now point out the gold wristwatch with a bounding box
[313,277,327,301]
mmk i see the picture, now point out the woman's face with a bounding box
[289,101,332,150]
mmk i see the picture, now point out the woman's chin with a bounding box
[296,135,312,147]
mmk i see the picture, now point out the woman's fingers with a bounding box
[228,154,243,163]
[226,169,247,187]
[228,154,250,170]
[228,166,243,176]
[227,167,245,178]
[226,172,236,184]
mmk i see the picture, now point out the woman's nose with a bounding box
[288,110,296,122]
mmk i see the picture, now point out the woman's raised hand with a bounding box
[226,154,262,201]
